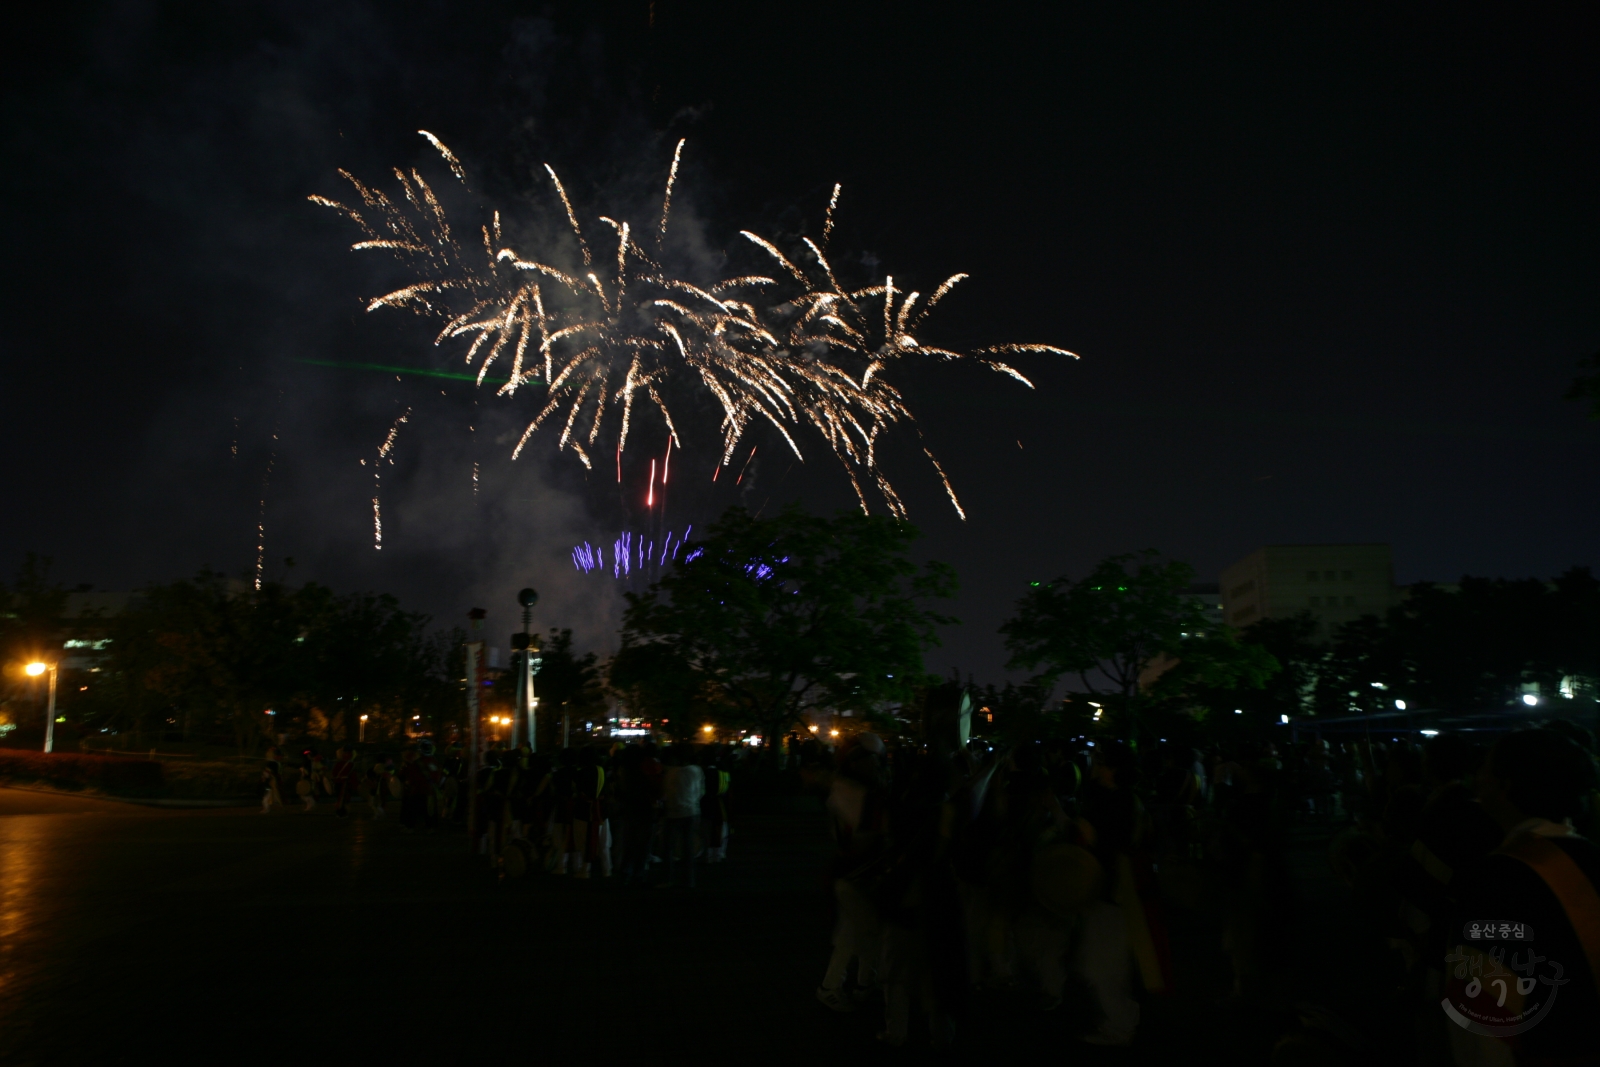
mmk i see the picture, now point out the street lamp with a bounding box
[26,661,58,754]
[359,713,369,743]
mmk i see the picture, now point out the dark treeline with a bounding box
[982,556,1599,748]
[2,512,1597,755]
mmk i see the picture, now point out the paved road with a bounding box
[0,788,1361,1065]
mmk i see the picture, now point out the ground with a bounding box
[0,787,1375,1066]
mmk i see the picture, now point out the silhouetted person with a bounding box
[1444,729,1599,1066]
[660,745,704,888]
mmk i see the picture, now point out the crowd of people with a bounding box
[258,737,744,886]
[254,720,1599,1061]
[805,724,1599,1061]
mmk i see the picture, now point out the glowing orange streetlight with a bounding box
[25,661,58,754]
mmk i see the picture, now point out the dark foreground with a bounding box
[0,787,1373,1066]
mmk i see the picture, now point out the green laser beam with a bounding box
[293,357,524,386]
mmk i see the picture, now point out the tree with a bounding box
[1001,550,1270,744]
[299,588,430,743]
[98,572,306,749]
[610,505,955,749]
[0,554,78,739]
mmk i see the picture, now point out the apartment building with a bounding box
[1220,544,1397,638]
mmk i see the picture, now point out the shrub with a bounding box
[0,751,165,796]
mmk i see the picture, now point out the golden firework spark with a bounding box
[313,134,1076,517]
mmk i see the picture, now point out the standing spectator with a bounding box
[476,749,513,858]
[571,747,610,879]
[817,733,889,1012]
[550,750,578,874]
[365,756,390,820]
[1444,729,1600,1066]
[660,745,704,889]
[330,746,359,818]
[1073,741,1144,1046]
[397,746,432,831]
[701,746,731,863]
[261,747,285,814]
[618,742,663,885]
[296,764,317,813]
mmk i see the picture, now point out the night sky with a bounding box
[3,2,1596,682]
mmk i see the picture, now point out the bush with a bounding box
[0,751,165,796]
[159,760,260,799]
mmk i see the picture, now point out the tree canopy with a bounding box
[610,506,956,744]
[1001,550,1277,743]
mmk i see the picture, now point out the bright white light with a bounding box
[1420,729,1439,737]
[1522,694,1539,707]
[1234,709,1242,715]
[1369,682,1387,690]
[611,728,649,736]
[1395,699,1407,711]
[24,662,46,677]
[1280,714,1290,724]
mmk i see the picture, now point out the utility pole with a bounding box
[512,588,539,751]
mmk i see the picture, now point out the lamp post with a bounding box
[26,661,58,754]
[359,714,369,743]
[513,587,539,752]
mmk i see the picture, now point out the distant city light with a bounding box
[1522,694,1539,707]
[1395,699,1407,710]
[1280,714,1289,724]
[1234,709,1242,715]
[1420,729,1439,737]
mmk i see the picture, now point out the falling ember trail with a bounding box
[735,445,757,486]
[255,446,276,591]
[373,408,412,550]
[648,459,655,507]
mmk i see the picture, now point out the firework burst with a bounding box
[313,134,1075,518]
